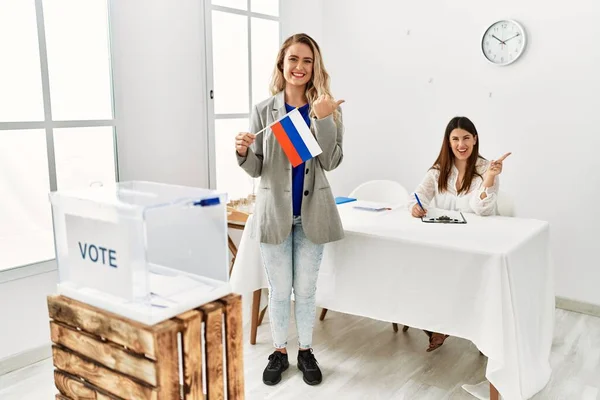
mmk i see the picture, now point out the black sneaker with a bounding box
[263,351,289,385]
[297,349,322,385]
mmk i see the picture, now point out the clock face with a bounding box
[482,20,526,66]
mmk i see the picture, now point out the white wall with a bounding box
[280,0,323,43]
[110,0,210,187]
[0,268,56,367]
[286,0,600,305]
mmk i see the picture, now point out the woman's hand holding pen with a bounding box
[411,204,427,218]
[411,193,427,218]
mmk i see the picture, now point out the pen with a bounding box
[414,193,425,211]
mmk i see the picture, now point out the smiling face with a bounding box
[282,43,314,89]
[449,128,477,161]
[433,116,482,194]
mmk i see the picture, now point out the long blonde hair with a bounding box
[269,33,340,123]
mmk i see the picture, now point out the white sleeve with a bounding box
[470,175,499,216]
[407,169,438,211]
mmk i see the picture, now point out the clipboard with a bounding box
[421,210,467,224]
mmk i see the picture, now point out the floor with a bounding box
[0,308,599,399]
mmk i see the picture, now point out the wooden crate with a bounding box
[48,294,245,400]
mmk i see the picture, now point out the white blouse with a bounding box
[407,158,499,216]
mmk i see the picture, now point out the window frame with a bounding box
[0,0,118,274]
[204,0,281,190]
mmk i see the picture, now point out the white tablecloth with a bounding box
[230,203,554,400]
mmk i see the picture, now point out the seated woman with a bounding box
[408,116,511,352]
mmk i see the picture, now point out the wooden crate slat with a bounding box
[48,295,156,357]
[55,369,96,399]
[52,346,158,400]
[175,310,204,400]
[219,294,245,400]
[54,370,123,400]
[200,303,225,400]
[154,324,180,399]
[51,321,158,386]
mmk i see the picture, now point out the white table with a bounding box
[230,203,554,400]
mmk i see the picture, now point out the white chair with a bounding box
[348,179,409,206]
[496,191,515,217]
[320,179,410,333]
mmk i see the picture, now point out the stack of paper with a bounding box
[352,200,399,212]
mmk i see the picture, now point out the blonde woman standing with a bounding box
[235,33,345,386]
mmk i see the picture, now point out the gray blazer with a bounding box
[236,91,345,245]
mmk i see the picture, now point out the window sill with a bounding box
[0,259,57,284]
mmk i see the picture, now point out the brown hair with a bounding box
[432,116,484,194]
[269,33,340,122]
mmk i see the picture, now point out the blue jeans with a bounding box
[259,216,324,349]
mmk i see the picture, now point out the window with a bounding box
[0,0,116,272]
[0,129,54,271]
[53,127,116,190]
[43,0,113,121]
[205,0,280,201]
[0,0,45,122]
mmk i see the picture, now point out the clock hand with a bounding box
[504,33,521,42]
[492,35,507,45]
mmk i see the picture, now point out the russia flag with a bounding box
[270,108,322,167]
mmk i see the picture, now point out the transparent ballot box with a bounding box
[49,181,231,325]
